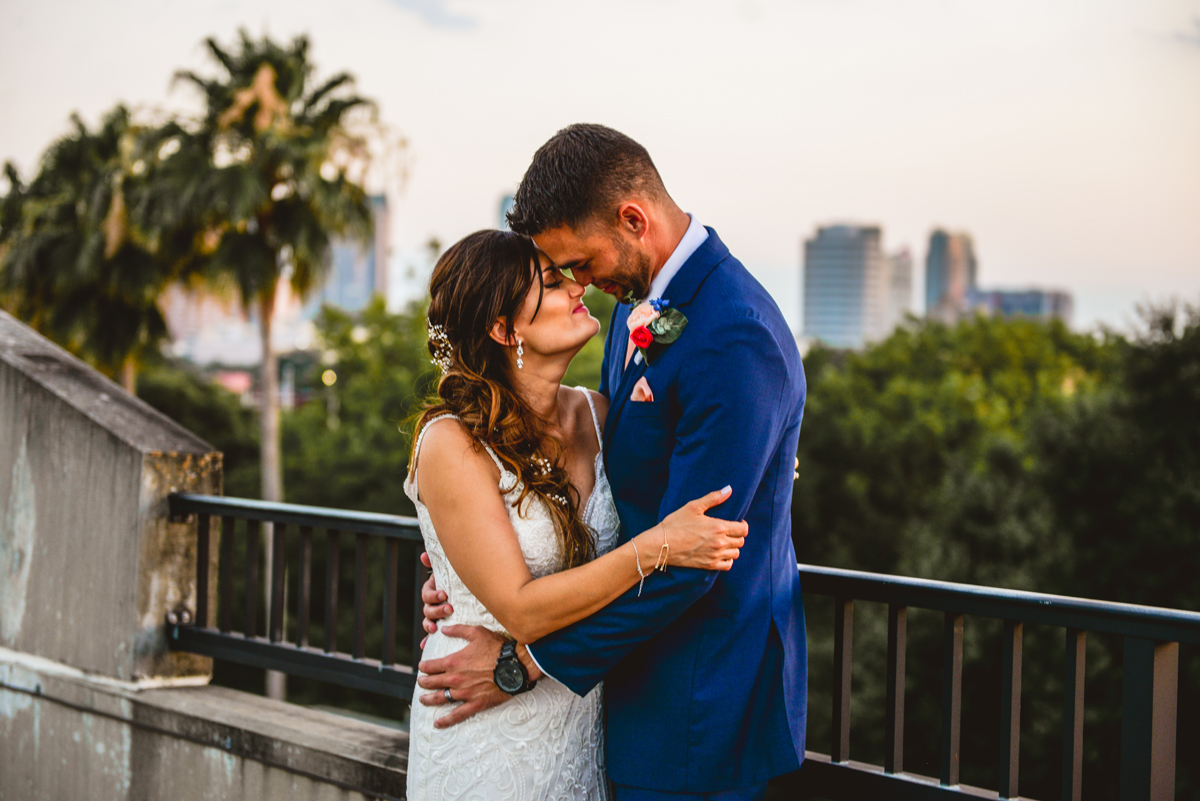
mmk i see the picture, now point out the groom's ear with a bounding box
[487,318,514,348]
[616,202,649,241]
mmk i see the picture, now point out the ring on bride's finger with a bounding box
[444,688,453,703]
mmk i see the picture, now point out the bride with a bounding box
[404,229,747,800]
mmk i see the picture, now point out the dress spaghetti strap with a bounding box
[575,386,604,449]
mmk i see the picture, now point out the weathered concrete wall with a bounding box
[0,647,407,801]
[0,314,408,799]
[0,310,219,680]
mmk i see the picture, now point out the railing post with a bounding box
[297,526,313,647]
[1120,637,1178,801]
[940,612,964,787]
[219,516,235,633]
[245,520,261,639]
[354,533,368,660]
[832,597,853,763]
[999,620,1023,799]
[1061,628,1086,801]
[195,513,210,628]
[885,604,906,775]
[382,540,400,667]
[269,524,286,643]
[325,530,341,654]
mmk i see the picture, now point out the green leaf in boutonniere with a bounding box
[647,307,687,344]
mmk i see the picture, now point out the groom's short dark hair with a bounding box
[507,124,666,236]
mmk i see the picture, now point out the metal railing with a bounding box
[166,495,1200,800]
[795,565,1200,801]
[167,493,426,697]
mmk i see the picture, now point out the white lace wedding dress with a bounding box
[403,388,620,801]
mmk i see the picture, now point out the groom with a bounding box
[416,124,807,800]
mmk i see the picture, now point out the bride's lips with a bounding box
[573,302,588,314]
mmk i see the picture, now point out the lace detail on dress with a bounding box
[404,394,620,800]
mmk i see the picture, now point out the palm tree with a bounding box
[141,30,374,507]
[137,32,375,700]
[0,107,171,392]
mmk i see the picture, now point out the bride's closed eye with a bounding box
[543,267,564,289]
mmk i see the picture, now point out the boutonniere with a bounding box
[626,297,688,364]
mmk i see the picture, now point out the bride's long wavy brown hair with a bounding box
[410,229,596,570]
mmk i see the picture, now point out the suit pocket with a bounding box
[623,400,665,419]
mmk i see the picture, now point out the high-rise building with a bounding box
[887,248,914,330]
[499,194,515,231]
[802,224,891,349]
[303,195,389,319]
[973,289,1073,324]
[925,229,977,322]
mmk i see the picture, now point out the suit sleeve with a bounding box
[528,310,794,696]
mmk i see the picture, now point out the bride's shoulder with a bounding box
[415,417,494,475]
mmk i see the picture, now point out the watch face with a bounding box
[495,660,525,693]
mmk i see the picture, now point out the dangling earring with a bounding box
[516,339,524,370]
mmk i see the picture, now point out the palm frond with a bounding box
[302,72,353,114]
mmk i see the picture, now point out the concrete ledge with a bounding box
[0,647,408,801]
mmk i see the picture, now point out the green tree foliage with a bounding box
[140,29,377,505]
[136,358,261,499]
[282,296,438,515]
[0,107,172,391]
[795,314,1115,585]
[1034,304,1200,610]
[791,310,1197,800]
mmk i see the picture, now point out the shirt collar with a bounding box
[646,214,708,301]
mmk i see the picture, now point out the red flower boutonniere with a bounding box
[626,298,688,364]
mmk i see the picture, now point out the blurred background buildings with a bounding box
[925,229,978,324]
[161,194,391,367]
[802,224,1073,349]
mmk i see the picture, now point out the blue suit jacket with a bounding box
[528,229,807,792]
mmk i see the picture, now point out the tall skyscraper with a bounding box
[499,194,515,231]
[887,248,914,330]
[802,224,891,348]
[925,229,978,322]
[304,194,390,318]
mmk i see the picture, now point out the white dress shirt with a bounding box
[632,214,708,366]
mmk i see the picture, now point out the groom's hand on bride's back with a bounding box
[419,552,453,649]
[416,625,543,728]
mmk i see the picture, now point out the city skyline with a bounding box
[2,0,1197,333]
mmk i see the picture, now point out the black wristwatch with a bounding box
[493,639,536,696]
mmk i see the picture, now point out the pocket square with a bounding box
[630,376,654,403]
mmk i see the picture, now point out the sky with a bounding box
[1,0,1198,333]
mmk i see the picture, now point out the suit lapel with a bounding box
[602,229,731,449]
[604,352,648,446]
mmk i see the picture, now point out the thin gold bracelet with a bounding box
[633,540,647,597]
[654,521,670,572]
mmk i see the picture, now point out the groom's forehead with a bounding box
[534,225,611,266]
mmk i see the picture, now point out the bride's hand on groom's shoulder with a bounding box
[659,485,749,571]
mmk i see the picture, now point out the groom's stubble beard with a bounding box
[608,231,656,302]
